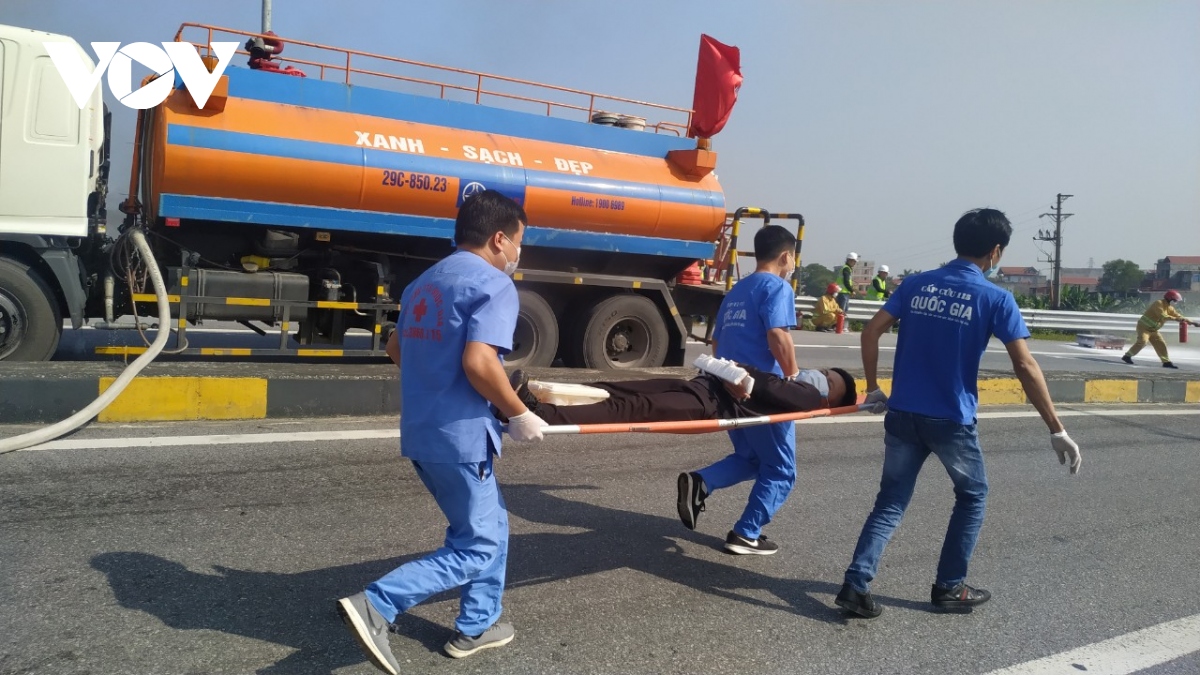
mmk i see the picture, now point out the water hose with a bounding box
[0,229,170,454]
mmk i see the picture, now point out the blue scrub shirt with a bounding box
[398,250,519,463]
[712,272,796,376]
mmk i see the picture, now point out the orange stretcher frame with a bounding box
[537,403,869,436]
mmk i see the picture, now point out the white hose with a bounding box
[0,229,170,454]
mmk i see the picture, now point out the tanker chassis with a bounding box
[0,23,731,367]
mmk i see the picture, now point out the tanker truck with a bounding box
[0,22,732,368]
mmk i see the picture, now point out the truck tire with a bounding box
[578,294,669,369]
[507,290,559,368]
[0,257,63,361]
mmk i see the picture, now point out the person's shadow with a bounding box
[92,483,927,674]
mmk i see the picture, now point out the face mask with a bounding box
[501,235,521,276]
[983,251,1000,279]
[794,370,829,399]
[780,255,796,281]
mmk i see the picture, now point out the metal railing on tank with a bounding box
[174,23,694,134]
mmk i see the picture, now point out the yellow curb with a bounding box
[1083,379,1139,403]
[978,378,1026,405]
[98,377,268,422]
[854,378,891,397]
[1186,381,1200,404]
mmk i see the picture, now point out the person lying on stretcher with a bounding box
[506,364,857,427]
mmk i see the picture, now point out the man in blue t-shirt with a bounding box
[676,225,801,555]
[835,208,1083,619]
[337,191,548,674]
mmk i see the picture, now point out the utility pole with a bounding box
[1035,193,1073,309]
[262,0,272,33]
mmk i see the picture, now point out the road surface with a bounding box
[2,406,1198,674]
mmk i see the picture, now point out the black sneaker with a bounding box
[1163,361,1179,369]
[930,583,991,610]
[509,369,540,411]
[723,530,778,555]
[1122,354,1134,365]
[676,472,706,530]
[835,583,883,618]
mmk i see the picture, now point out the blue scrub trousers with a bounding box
[696,421,796,540]
[365,454,508,636]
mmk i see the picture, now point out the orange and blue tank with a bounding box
[144,66,725,266]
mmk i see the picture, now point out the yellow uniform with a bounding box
[1126,299,1187,363]
[813,294,843,328]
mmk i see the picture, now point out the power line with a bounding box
[1034,193,1074,309]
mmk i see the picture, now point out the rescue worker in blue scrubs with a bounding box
[337,190,547,674]
[677,225,801,555]
[834,208,1082,619]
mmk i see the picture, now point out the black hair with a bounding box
[454,189,528,248]
[830,367,857,407]
[952,208,1012,258]
[754,225,797,262]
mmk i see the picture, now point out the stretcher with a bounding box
[538,402,870,436]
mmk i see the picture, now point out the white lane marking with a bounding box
[983,613,1200,675]
[12,409,1198,451]
[22,429,399,452]
[802,408,1200,425]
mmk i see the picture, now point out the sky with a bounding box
[4,0,1197,274]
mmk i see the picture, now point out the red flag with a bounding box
[688,35,742,139]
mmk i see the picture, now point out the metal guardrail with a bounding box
[794,297,1142,333]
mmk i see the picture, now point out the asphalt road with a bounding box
[53,321,1200,374]
[2,406,1199,674]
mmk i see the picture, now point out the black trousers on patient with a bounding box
[536,377,724,426]
[535,368,826,426]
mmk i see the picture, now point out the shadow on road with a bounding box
[92,483,925,673]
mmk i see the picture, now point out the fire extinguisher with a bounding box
[1182,320,1189,344]
[836,313,846,334]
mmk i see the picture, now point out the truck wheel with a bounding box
[0,257,63,361]
[507,290,559,368]
[579,294,669,369]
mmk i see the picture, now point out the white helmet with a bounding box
[879,265,889,274]
[846,252,859,261]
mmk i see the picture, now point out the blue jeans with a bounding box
[366,455,508,635]
[696,421,796,540]
[844,410,988,592]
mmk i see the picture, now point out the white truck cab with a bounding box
[0,24,109,360]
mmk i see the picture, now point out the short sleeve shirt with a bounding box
[712,272,796,376]
[399,250,519,463]
[884,260,1029,424]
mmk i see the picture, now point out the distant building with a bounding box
[1150,255,1200,292]
[1059,267,1103,281]
[850,260,877,293]
[1060,276,1100,292]
[995,266,1047,296]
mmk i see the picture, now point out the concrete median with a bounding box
[1,362,1197,424]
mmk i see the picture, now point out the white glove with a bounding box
[506,410,548,442]
[864,388,888,414]
[1050,431,1081,475]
